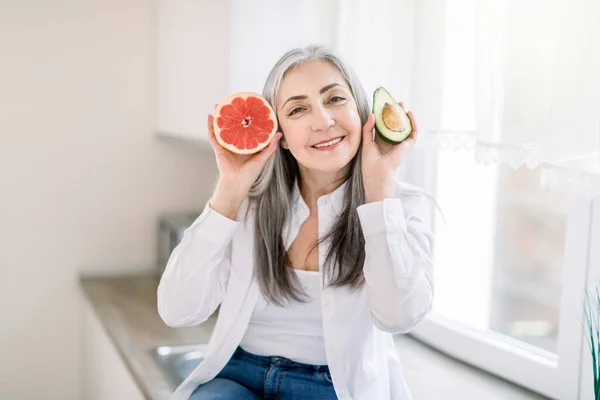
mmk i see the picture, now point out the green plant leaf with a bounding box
[584,286,600,399]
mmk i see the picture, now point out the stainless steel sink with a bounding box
[150,343,208,387]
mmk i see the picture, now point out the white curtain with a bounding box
[326,0,600,197]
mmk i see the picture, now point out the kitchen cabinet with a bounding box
[227,0,336,94]
[83,300,145,400]
[155,0,335,144]
[156,0,230,143]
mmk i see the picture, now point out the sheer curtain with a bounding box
[328,0,600,197]
[324,3,598,395]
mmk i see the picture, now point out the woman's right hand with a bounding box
[206,114,283,219]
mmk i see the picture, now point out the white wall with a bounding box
[0,1,218,398]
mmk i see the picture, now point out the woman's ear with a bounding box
[280,134,288,149]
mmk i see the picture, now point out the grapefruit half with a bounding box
[213,92,278,155]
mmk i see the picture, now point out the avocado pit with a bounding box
[382,102,406,132]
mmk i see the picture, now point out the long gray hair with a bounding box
[247,44,370,305]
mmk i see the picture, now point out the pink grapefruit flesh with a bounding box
[213,92,277,155]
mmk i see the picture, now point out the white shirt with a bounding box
[157,177,435,400]
[239,268,327,365]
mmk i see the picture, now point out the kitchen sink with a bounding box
[150,343,208,387]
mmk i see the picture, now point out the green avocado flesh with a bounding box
[372,87,412,144]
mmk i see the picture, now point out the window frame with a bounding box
[578,197,600,399]
[400,149,597,399]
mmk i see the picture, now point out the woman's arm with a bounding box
[357,182,435,333]
[158,112,282,328]
[157,201,242,328]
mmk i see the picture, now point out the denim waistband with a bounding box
[233,346,330,373]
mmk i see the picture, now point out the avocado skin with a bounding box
[372,87,412,144]
[375,125,406,144]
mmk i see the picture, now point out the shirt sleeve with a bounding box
[157,201,242,327]
[357,182,435,333]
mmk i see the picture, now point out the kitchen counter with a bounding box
[80,273,549,400]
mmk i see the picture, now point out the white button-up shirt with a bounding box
[158,177,435,400]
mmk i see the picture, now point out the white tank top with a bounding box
[239,268,327,365]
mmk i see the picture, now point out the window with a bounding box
[397,1,599,398]
[407,148,590,399]
[432,157,567,354]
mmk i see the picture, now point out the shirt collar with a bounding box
[291,177,349,216]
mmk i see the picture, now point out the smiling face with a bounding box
[276,60,363,177]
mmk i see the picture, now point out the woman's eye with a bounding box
[288,107,304,116]
[329,96,345,103]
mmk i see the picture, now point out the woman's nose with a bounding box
[311,106,334,132]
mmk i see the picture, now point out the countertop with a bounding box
[80,273,549,400]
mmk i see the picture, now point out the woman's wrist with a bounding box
[364,175,395,203]
[210,181,248,220]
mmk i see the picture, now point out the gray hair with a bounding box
[248,44,370,305]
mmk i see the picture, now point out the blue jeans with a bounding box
[190,346,337,399]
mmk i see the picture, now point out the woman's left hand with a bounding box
[361,102,419,203]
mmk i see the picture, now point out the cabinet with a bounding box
[83,301,145,400]
[227,0,335,94]
[156,0,335,144]
[156,0,230,143]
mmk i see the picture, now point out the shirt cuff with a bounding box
[357,198,407,236]
[187,203,241,246]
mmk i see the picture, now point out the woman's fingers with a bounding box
[206,114,222,152]
[361,113,376,144]
[255,132,283,164]
[405,111,419,143]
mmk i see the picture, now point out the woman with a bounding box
[158,44,435,400]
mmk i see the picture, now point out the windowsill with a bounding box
[394,333,549,400]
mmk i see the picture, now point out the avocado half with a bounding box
[372,87,412,144]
